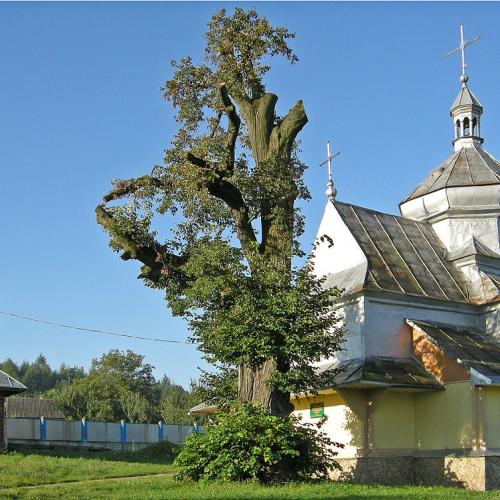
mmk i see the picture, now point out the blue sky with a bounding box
[1,2,499,387]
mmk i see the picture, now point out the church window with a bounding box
[472,117,478,136]
[463,117,470,136]
[456,120,461,138]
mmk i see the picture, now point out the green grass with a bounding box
[0,446,498,499]
[0,442,176,489]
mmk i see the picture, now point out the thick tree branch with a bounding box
[95,204,187,283]
[217,83,240,170]
[270,99,308,154]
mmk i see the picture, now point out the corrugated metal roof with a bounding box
[407,319,500,385]
[0,369,27,396]
[5,398,64,419]
[317,356,442,389]
[402,145,500,203]
[451,84,482,110]
[335,202,469,303]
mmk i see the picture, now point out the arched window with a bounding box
[456,120,462,138]
[463,117,470,136]
[472,117,478,136]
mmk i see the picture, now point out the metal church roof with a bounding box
[407,319,500,385]
[451,83,482,110]
[334,202,469,303]
[0,369,27,396]
[317,356,442,389]
[402,145,500,203]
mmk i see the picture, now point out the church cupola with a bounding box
[400,24,500,256]
[450,74,483,151]
[447,25,484,151]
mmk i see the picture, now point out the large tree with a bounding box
[97,8,343,417]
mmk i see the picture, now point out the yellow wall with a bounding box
[371,391,415,450]
[414,382,474,450]
[484,386,500,448]
[293,381,482,456]
[292,393,362,457]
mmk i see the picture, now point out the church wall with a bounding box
[483,386,500,449]
[333,296,365,361]
[478,303,500,340]
[291,392,361,458]
[312,202,367,282]
[362,294,479,358]
[414,381,474,451]
[370,391,415,451]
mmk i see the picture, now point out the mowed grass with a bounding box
[0,443,176,489]
[0,446,498,499]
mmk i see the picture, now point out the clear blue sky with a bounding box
[1,2,499,387]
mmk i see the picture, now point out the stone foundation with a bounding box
[0,396,5,449]
[332,455,500,491]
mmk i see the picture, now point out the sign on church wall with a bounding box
[309,402,324,418]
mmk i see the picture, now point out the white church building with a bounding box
[293,28,500,490]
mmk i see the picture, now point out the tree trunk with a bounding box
[231,94,307,417]
[238,363,293,417]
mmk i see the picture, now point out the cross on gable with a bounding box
[319,141,340,200]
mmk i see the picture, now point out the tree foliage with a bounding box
[96,8,345,416]
[52,350,161,423]
[175,403,342,483]
[0,355,85,397]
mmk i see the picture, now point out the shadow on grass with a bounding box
[8,441,179,465]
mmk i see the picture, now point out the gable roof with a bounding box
[334,202,469,303]
[407,319,500,385]
[0,369,27,396]
[402,145,500,203]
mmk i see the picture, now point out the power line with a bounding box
[0,310,191,345]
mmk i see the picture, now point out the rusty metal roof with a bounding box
[402,145,500,203]
[318,356,442,389]
[335,202,469,303]
[407,319,500,385]
[0,369,27,396]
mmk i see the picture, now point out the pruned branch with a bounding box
[270,99,308,154]
[95,204,187,283]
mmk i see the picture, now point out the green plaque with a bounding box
[310,402,324,418]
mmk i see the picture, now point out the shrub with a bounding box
[174,403,342,484]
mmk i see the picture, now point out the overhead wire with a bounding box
[0,310,191,345]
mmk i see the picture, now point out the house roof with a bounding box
[317,356,442,389]
[407,319,500,385]
[401,145,500,203]
[5,398,64,419]
[0,369,27,396]
[451,83,482,110]
[335,202,469,303]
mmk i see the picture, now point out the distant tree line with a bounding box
[0,350,220,425]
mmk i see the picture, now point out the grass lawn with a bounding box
[0,446,498,499]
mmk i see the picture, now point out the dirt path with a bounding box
[0,472,174,493]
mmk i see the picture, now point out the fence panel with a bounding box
[6,417,194,448]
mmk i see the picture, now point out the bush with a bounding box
[174,403,341,484]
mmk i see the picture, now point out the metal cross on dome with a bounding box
[319,141,340,200]
[445,24,481,80]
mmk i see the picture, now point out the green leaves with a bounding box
[174,403,342,483]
